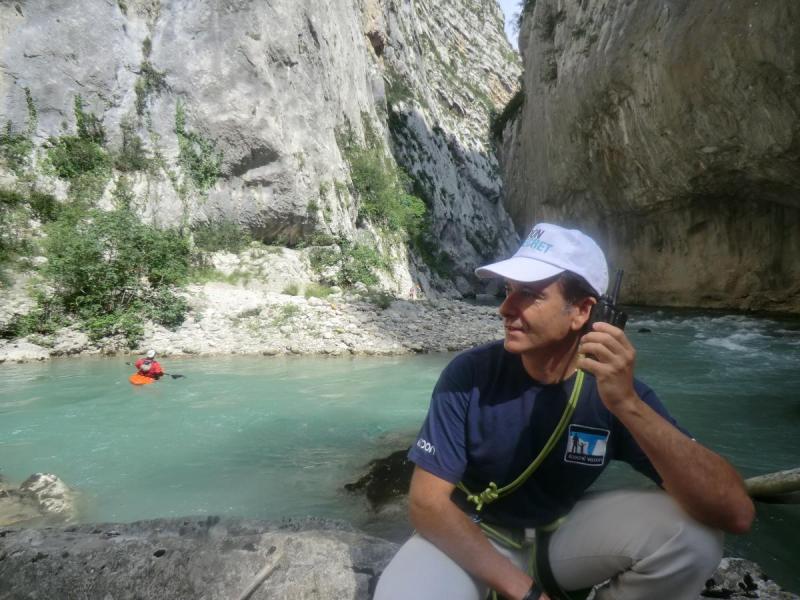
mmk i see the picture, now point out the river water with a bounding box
[1,309,799,590]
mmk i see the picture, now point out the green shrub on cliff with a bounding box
[0,123,34,176]
[45,96,112,208]
[114,120,151,172]
[309,237,387,288]
[175,100,222,192]
[0,88,38,176]
[0,189,24,266]
[337,122,426,235]
[47,135,110,181]
[192,219,251,253]
[0,188,54,269]
[34,206,191,345]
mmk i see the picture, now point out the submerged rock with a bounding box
[0,473,78,527]
[344,449,414,510]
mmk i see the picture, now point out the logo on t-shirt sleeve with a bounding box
[564,424,610,466]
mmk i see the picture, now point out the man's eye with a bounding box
[507,286,540,299]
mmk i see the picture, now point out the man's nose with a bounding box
[499,293,516,319]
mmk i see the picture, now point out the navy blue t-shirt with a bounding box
[408,340,689,529]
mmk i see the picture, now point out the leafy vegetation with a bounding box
[0,189,24,265]
[282,282,300,296]
[364,289,394,309]
[385,116,456,277]
[309,237,387,287]
[411,223,454,278]
[384,65,416,108]
[0,90,233,345]
[47,135,110,181]
[175,100,222,191]
[516,0,537,31]
[271,303,300,326]
[27,190,62,223]
[0,88,38,176]
[134,53,167,116]
[0,123,34,176]
[10,206,192,346]
[45,96,112,210]
[304,282,332,299]
[337,121,426,235]
[191,219,251,253]
[114,120,151,172]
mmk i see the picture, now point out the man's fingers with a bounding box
[590,321,633,350]
[579,340,615,363]
[579,331,625,359]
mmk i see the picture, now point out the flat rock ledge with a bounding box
[0,517,397,600]
[0,518,796,600]
[0,285,505,363]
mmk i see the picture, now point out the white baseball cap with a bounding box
[475,223,608,296]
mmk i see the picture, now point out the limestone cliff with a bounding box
[0,0,520,297]
[501,0,800,312]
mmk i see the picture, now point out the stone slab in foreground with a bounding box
[0,517,796,599]
[0,517,396,600]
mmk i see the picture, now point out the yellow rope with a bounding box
[458,370,585,511]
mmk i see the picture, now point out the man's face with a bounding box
[499,278,587,355]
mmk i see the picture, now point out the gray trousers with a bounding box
[374,490,723,600]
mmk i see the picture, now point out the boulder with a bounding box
[0,340,50,363]
[0,473,78,527]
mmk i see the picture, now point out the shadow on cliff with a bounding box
[384,102,519,302]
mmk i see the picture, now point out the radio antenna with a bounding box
[609,269,624,304]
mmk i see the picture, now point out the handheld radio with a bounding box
[586,269,628,331]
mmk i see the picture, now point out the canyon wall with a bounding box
[501,0,800,312]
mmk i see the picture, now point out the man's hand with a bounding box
[576,322,754,534]
[409,467,534,599]
[576,321,638,415]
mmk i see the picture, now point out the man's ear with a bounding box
[571,297,595,332]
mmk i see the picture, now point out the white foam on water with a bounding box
[697,331,773,354]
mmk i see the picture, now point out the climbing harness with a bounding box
[482,520,592,600]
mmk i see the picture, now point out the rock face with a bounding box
[0,0,520,295]
[501,1,800,312]
[0,517,398,600]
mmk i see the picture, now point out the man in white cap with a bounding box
[135,349,164,380]
[375,224,754,600]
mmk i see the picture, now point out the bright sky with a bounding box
[496,0,520,50]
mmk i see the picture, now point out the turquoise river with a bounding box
[1,309,799,591]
